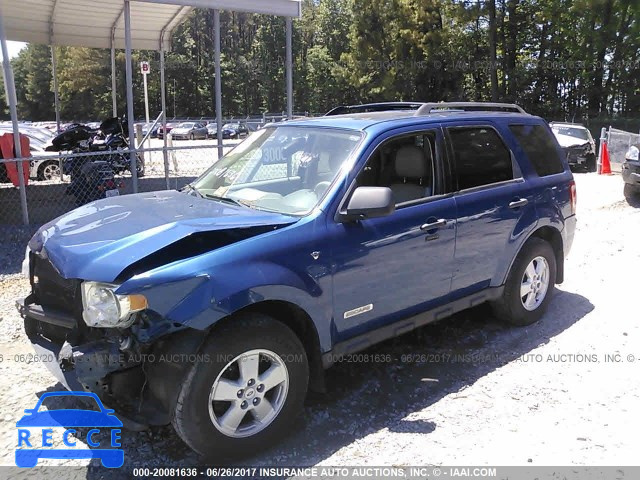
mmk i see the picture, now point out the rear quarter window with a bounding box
[447,126,514,190]
[510,124,565,176]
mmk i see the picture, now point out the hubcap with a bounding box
[208,349,289,438]
[520,256,550,311]
[42,163,60,180]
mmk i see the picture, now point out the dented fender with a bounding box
[116,215,334,351]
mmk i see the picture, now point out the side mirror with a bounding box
[344,186,395,219]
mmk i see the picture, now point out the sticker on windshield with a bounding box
[261,147,287,164]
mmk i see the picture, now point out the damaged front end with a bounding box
[16,191,299,428]
[17,251,208,429]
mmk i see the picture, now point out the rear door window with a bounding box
[510,124,565,176]
[447,126,514,190]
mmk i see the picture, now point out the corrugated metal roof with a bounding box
[0,0,301,51]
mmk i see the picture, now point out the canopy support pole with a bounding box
[111,30,117,117]
[160,44,170,190]
[214,9,223,161]
[0,12,29,225]
[286,16,293,119]
[50,46,61,133]
[124,0,138,193]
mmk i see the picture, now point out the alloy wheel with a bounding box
[520,256,550,311]
[208,349,289,438]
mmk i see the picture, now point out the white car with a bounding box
[0,128,61,180]
[550,122,597,172]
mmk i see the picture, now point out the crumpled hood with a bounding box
[29,190,295,282]
[554,133,590,149]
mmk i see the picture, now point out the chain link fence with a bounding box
[606,127,640,173]
[0,138,238,228]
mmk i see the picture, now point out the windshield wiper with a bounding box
[203,194,251,208]
[183,184,203,198]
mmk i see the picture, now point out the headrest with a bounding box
[394,145,427,179]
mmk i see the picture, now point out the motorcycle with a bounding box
[48,116,145,179]
[65,160,124,206]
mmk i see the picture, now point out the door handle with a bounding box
[420,219,447,230]
[508,198,529,209]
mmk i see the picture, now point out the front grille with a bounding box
[32,254,81,315]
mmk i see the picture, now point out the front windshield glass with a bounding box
[223,124,237,129]
[552,126,589,141]
[192,126,362,216]
[179,122,194,128]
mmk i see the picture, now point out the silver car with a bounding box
[170,122,208,140]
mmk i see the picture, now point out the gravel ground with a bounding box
[0,172,639,475]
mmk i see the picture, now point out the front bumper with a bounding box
[16,296,198,429]
[622,160,640,186]
[564,146,593,165]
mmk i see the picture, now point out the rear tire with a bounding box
[491,237,557,326]
[37,160,61,181]
[172,314,309,461]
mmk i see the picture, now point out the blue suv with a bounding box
[17,102,576,459]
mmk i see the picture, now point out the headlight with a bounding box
[81,282,147,328]
[626,146,639,161]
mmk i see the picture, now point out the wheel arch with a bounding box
[529,226,564,283]
[217,300,326,393]
[505,225,564,284]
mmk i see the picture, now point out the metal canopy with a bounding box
[0,0,300,225]
[0,0,301,51]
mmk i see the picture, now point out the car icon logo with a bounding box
[15,391,124,468]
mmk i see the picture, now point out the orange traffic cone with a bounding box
[599,141,612,175]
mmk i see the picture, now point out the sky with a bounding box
[1,41,27,60]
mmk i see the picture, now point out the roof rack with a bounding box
[414,102,527,116]
[325,102,425,116]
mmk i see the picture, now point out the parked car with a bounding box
[222,123,249,139]
[622,143,640,200]
[138,123,159,139]
[157,122,177,139]
[170,122,208,140]
[550,122,597,172]
[17,102,576,460]
[206,122,218,138]
[0,128,60,181]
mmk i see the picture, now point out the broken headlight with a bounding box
[81,282,147,328]
[626,146,639,162]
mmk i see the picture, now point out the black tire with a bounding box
[586,154,597,172]
[136,154,145,178]
[37,160,61,181]
[623,183,640,201]
[172,314,309,461]
[491,237,557,326]
[189,133,195,140]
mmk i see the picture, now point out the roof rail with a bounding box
[414,102,527,116]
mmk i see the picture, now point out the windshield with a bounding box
[223,124,238,129]
[179,123,194,129]
[552,126,590,141]
[192,126,362,215]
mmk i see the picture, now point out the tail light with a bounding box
[569,180,577,215]
[105,179,116,189]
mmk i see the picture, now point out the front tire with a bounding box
[586,154,597,172]
[172,314,309,460]
[491,237,557,326]
[623,183,640,202]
